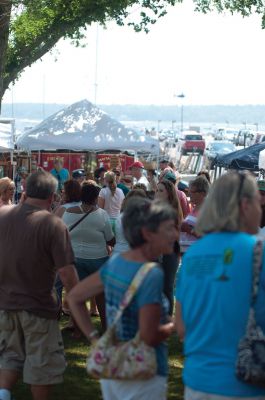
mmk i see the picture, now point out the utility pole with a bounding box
[174,93,185,132]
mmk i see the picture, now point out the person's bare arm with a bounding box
[67,271,104,342]
[58,264,79,293]
[174,300,185,341]
[181,222,200,238]
[53,206,66,218]
[181,221,193,234]
[98,196,105,209]
[107,237,116,247]
[139,304,174,347]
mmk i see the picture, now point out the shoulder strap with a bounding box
[111,262,157,327]
[251,240,263,306]
[68,209,93,232]
[245,240,263,333]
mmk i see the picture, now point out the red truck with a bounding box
[179,133,206,155]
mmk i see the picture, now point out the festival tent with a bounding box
[17,99,159,154]
[214,142,265,171]
[0,121,15,151]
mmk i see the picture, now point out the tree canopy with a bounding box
[0,0,264,107]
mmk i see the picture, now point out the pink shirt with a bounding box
[176,189,190,218]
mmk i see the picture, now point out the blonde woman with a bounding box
[98,171,125,234]
[175,171,265,399]
[0,177,15,207]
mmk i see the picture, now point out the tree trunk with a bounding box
[0,0,12,113]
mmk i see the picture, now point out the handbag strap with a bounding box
[68,208,94,232]
[111,262,157,327]
[251,240,263,307]
[245,240,263,334]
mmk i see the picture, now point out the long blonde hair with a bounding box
[104,171,117,196]
[196,171,257,235]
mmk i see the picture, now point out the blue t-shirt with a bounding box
[100,254,169,376]
[50,168,69,191]
[176,232,265,397]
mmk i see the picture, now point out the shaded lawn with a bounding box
[13,316,184,399]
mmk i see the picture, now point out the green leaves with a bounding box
[1,0,265,104]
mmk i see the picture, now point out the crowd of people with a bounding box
[0,159,265,400]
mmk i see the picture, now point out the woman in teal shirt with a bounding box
[175,171,265,399]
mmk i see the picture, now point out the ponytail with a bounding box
[104,171,117,196]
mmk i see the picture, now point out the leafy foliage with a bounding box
[2,0,180,96]
[1,0,265,104]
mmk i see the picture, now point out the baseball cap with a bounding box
[72,169,85,179]
[129,161,144,169]
[163,171,177,184]
[258,180,265,192]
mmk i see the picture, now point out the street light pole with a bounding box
[180,102,184,132]
[174,93,185,132]
[157,119,162,133]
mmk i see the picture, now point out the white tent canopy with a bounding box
[0,121,15,151]
[17,100,159,154]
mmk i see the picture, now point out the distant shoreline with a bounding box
[2,102,265,127]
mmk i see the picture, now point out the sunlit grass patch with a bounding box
[12,315,184,399]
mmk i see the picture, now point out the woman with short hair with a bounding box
[68,198,177,399]
[63,181,115,331]
[175,171,265,399]
[0,177,15,207]
[53,179,81,218]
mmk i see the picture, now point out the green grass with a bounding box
[12,316,184,399]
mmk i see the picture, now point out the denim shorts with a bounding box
[75,256,109,281]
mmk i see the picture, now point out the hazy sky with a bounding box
[3,0,265,106]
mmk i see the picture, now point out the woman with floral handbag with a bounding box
[68,198,178,399]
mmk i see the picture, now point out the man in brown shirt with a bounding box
[0,171,79,400]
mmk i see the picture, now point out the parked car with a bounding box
[255,131,265,144]
[178,132,206,155]
[214,128,239,142]
[205,141,236,169]
[234,130,256,146]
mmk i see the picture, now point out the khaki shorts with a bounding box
[0,310,66,385]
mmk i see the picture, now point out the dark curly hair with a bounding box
[64,179,81,203]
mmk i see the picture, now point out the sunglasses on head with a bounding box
[237,172,245,200]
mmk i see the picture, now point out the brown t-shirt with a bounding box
[0,203,75,319]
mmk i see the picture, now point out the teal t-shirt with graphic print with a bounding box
[176,232,265,397]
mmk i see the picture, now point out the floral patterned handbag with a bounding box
[236,240,265,387]
[86,262,157,380]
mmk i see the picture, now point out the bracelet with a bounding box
[88,329,99,341]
